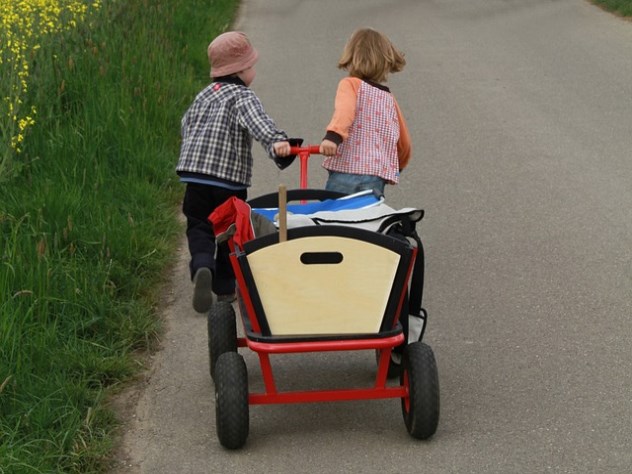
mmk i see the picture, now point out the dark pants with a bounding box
[182,183,247,295]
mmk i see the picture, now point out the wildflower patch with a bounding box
[0,0,101,180]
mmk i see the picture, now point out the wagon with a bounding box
[207,145,439,449]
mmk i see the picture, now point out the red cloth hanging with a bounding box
[208,197,255,248]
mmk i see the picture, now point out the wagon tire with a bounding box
[207,302,238,381]
[215,352,249,449]
[401,341,439,439]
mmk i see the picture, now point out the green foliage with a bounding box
[0,0,238,471]
[593,0,632,16]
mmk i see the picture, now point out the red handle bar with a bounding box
[290,145,321,155]
[287,145,322,189]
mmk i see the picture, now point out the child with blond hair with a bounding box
[320,28,411,197]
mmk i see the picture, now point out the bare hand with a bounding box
[273,141,291,157]
[320,139,338,157]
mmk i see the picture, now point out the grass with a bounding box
[0,0,238,472]
[592,0,632,16]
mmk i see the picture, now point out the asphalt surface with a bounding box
[110,1,632,473]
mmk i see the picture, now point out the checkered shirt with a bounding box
[176,80,288,186]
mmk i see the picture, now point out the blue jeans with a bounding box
[325,171,386,197]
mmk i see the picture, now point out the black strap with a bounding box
[385,215,424,317]
[408,228,424,317]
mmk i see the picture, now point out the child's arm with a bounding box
[395,99,411,170]
[320,77,361,155]
[238,90,289,158]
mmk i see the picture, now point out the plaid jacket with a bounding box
[176,77,288,187]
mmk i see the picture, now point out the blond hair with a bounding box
[338,28,406,83]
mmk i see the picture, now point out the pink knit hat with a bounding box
[208,31,259,78]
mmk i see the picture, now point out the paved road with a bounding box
[110,1,632,472]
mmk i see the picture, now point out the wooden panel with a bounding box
[246,236,400,335]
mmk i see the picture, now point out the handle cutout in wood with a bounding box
[300,251,344,265]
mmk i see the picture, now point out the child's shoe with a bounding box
[192,267,214,313]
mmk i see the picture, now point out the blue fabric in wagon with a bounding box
[252,190,423,234]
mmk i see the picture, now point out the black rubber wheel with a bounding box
[215,352,249,449]
[400,342,440,439]
[207,302,238,381]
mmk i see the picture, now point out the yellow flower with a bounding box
[0,0,101,156]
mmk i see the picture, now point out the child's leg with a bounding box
[214,240,236,296]
[182,183,246,310]
[183,183,219,279]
